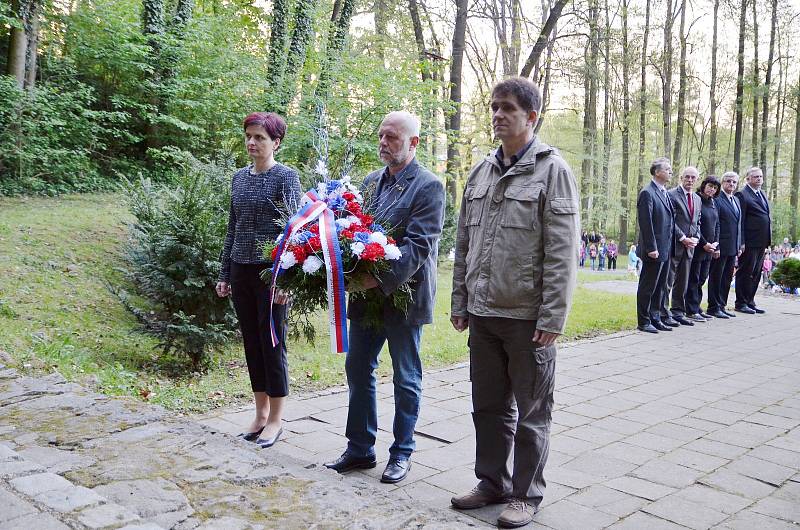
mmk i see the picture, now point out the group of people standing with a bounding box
[216,76,579,529]
[579,231,619,271]
[635,159,772,333]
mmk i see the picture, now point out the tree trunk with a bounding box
[6,0,29,88]
[408,0,430,81]
[733,0,747,173]
[636,0,651,231]
[600,0,612,227]
[672,0,687,167]
[23,0,41,90]
[708,0,719,174]
[619,0,631,249]
[662,0,674,157]
[581,0,599,226]
[751,0,759,166]
[445,0,468,207]
[315,0,356,101]
[278,0,314,110]
[759,0,777,174]
[142,0,165,151]
[266,0,289,93]
[791,70,800,241]
[771,44,786,202]
[518,0,568,78]
[374,0,389,65]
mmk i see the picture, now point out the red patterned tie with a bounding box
[686,192,694,218]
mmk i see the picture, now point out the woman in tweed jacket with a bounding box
[216,112,301,448]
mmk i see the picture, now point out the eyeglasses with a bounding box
[723,179,737,183]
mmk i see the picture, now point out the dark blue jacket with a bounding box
[714,194,742,257]
[735,186,772,248]
[637,181,675,263]
[347,158,445,325]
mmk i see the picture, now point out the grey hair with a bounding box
[681,166,699,177]
[382,111,421,138]
[650,157,671,176]
[721,171,739,181]
[745,166,763,178]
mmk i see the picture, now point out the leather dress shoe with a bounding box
[699,311,713,319]
[637,324,659,334]
[736,306,756,314]
[380,457,411,484]
[749,305,766,314]
[674,315,694,326]
[653,321,673,331]
[710,310,729,319]
[256,427,282,448]
[324,452,377,473]
[722,309,736,317]
[237,425,265,442]
[662,317,681,327]
[687,314,706,323]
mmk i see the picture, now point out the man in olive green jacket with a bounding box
[450,77,579,529]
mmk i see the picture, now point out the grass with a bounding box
[0,193,636,413]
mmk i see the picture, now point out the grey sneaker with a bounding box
[451,486,507,510]
[497,498,535,528]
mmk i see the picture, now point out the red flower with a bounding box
[342,191,356,201]
[291,246,307,263]
[347,201,362,214]
[387,236,396,245]
[308,223,320,235]
[340,229,354,240]
[357,213,374,226]
[306,236,322,252]
[360,242,386,261]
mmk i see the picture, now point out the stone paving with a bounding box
[198,289,800,529]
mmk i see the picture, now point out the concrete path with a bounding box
[199,290,800,529]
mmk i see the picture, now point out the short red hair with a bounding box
[243,112,287,141]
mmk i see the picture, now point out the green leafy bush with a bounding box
[118,154,237,369]
[772,258,800,291]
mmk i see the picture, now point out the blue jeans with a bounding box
[345,319,423,459]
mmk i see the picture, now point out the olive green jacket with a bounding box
[451,137,580,334]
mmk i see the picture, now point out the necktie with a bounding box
[686,192,694,218]
[756,190,767,209]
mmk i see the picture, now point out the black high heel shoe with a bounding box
[237,425,265,442]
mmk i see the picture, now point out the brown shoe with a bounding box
[451,486,507,510]
[497,498,535,528]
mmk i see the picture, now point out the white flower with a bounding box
[346,215,360,225]
[351,242,365,257]
[302,255,323,274]
[336,218,353,229]
[384,244,402,260]
[316,182,328,197]
[315,160,329,177]
[279,251,297,269]
[369,232,387,246]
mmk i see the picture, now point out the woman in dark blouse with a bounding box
[685,175,721,321]
[216,112,301,448]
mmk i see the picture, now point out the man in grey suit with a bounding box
[325,111,445,484]
[661,166,700,327]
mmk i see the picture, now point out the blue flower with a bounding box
[295,231,313,244]
[370,222,385,233]
[353,232,371,244]
[327,196,346,212]
[326,180,342,194]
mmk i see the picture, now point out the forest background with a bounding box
[3,0,800,247]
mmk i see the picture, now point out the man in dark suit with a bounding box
[708,171,743,318]
[635,157,676,333]
[325,111,445,484]
[661,167,701,326]
[734,167,772,314]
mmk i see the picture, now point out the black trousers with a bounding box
[608,256,617,270]
[230,262,289,396]
[685,253,712,315]
[637,259,668,327]
[708,254,736,312]
[735,246,766,309]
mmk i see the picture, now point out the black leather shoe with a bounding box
[637,324,659,334]
[699,312,713,319]
[324,452,377,473]
[736,306,756,314]
[237,425,265,442]
[722,310,736,317]
[710,310,730,319]
[749,305,766,314]
[653,321,673,331]
[256,428,282,448]
[674,315,694,326]
[380,458,411,484]
[663,317,681,327]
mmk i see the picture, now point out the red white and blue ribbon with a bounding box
[269,189,349,354]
